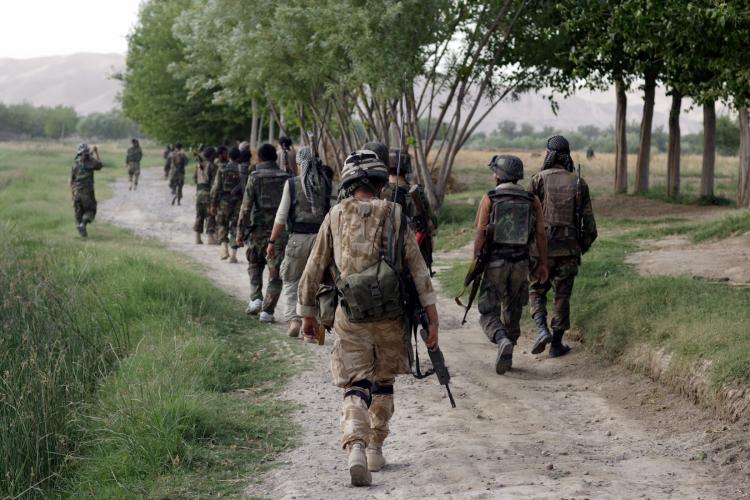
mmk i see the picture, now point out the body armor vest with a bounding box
[171,151,187,174]
[196,160,213,190]
[221,161,242,194]
[250,165,289,229]
[71,159,98,189]
[487,184,535,262]
[288,176,330,233]
[539,168,578,241]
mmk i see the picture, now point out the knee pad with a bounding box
[372,383,393,396]
[344,379,372,407]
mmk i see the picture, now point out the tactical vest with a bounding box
[381,182,427,230]
[221,161,242,194]
[171,151,187,173]
[486,184,535,262]
[335,203,406,323]
[250,165,289,229]
[539,168,578,240]
[71,159,97,189]
[287,176,331,234]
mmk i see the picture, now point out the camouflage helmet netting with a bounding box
[340,150,389,191]
[489,154,524,182]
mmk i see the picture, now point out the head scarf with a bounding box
[542,135,574,172]
[298,146,331,214]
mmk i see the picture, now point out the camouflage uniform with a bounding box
[210,159,243,245]
[277,145,297,175]
[126,143,143,189]
[380,178,435,269]
[163,146,172,178]
[70,156,103,226]
[297,197,436,450]
[193,157,218,237]
[237,160,289,315]
[169,149,188,204]
[528,164,597,334]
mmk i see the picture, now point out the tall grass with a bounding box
[0,142,298,497]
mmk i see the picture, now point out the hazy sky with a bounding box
[0,0,142,59]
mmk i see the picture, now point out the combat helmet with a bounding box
[388,149,412,175]
[76,143,90,157]
[489,154,524,182]
[362,142,389,168]
[340,150,389,192]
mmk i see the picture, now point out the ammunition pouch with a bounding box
[316,284,338,328]
[336,258,403,323]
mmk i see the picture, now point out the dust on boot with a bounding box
[494,329,514,375]
[341,384,373,487]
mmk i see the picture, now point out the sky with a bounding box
[0,0,142,59]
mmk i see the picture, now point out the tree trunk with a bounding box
[250,99,259,150]
[268,113,275,144]
[666,93,682,199]
[738,107,750,207]
[256,113,265,147]
[635,73,656,194]
[614,78,628,193]
[701,101,716,198]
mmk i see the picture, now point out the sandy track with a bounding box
[102,169,748,499]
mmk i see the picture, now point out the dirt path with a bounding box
[102,169,748,499]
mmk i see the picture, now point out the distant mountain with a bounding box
[0,53,721,133]
[0,53,124,115]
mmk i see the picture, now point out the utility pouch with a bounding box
[316,284,338,328]
[336,258,403,323]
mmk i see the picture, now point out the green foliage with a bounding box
[120,0,249,144]
[0,143,297,497]
[76,111,141,140]
[0,102,78,139]
[715,115,741,155]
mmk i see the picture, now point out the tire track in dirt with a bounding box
[102,168,748,499]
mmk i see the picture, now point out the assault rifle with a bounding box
[575,163,582,243]
[408,185,434,275]
[454,245,487,325]
[404,273,456,408]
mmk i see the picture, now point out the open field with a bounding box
[0,142,298,498]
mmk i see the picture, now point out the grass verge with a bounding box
[0,142,298,498]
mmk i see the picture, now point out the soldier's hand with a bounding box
[266,242,276,260]
[210,206,217,216]
[235,234,244,248]
[302,316,320,343]
[535,264,549,284]
[426,323,439,351]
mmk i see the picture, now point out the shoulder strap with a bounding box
[287,177,297,226]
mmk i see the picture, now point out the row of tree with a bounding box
[0,103,141,141]
[468,118,743,157]
[121,0,750,209]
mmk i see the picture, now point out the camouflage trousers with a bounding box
[478,260,530,344]
[529,255,580,332]
[193,190,216,235]
[215,196,241,244]
[333,312,408,449]
[72,188,97,225]
[245,229,286,314]
[169,172,184,201]
[127,161,141,185]
[279,233,317,322]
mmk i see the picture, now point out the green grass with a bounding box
[0,142,298,498]
[437,214,750,391]
[640,184,734,207]
[434,189,486,252]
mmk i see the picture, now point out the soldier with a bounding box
[239,141,253,185]
[169,143,188,205]
[211,146,243,262]
[69,143,103,237]
[266,146,333,336]
[297,150,439,486]
[380,147,437,272]
[193,146,219,245]
[472,155,549,374]
[163,144,173,179]
[528,136,597,358]
[126,138,143,191]
[277,136,297,175]
[236,143,289,322]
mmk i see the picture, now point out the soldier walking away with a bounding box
[193,146,219,245]
[69,143,103,237]
[210,146,243,262]
[126,138,143,191]
[277,136,297,175]
[163,144,173,179]
[236,143,290,322]
[380,147,437,272]
[297,150,439,487]
[239,141,253,186]
[169,143,188,205]
[471,155,548,374]
[266,146,333,336]
[528,136,597,358]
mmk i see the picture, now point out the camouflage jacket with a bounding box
[169,150,188,175]
[237,161,289,236]
[297,196,436,318]
[70,157,103,192]
[380,179,435,232]
[193,158,218,192]
[126,145,143,164]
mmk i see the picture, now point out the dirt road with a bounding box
[102,169,748,499]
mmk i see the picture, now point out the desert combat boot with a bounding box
[347,442,372,486]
